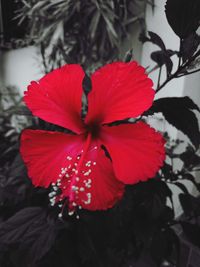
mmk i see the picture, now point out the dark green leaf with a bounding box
[182,173,200,192]
[174,182,189,194]
[148,31,166,51]
[165,0,200,38]
[150,228,180,266]
[179,193,193,216]
[150,230,168,265]
[181,222,200,248]
[150,97,200,148]
[151,50,174,75]
[0,207,58,264]
[179,193,200,217]
[181,33,200,62]
[180,146,200,169]
[0,207,45,244]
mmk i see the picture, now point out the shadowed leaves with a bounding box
[149,97,200,148]
[165,0,200,39]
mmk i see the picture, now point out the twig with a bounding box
[177,68,200,77]
[156,66,162,90]
[178,39,182,68]
[156,50,200,94]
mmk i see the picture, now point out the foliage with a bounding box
[8,0,152,71]
[0,0,200,266]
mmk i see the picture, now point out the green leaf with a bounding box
[150,97,200,148]
[181,222,200,248]
[165,0,200,38]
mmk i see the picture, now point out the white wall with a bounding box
[142,0,185,97]
[0,46,43,93]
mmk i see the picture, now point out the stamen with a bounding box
[48,134,98,218]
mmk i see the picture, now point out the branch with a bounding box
[177,68,200,77]
[156,50,200,94]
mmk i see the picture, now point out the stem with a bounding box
[190,168,200,172]
[156,66,162,90]
[178,39,182,68]
[178,68,200,77]
[156,50,200,94]
[156,70,178,93]
[147,65,159,75]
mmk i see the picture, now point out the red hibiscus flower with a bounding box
[20,62,165,214]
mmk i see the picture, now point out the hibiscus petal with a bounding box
[24,64,85,134]
[20,129,84,188]
[64,142,125,211]
[85,61,154,124]
[100,122,165,184]
[20,130,124,211]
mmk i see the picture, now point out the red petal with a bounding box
[85,61,154,124]
[24,64,85,134]
[64,141,124,211]
[20,130,124,211]
[20,129,84,187]
[100,122,165,184]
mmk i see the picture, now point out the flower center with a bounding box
[86,122,101,138]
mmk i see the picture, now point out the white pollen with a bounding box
[76,177,80,181]
[67,156,72,160]
[68,211,74,216]
[58,213,62,218]
[93,162,96,165]
[48,192,55,197]
[84,171,90,176]
[79,187,85,192]
[72,186,77,191]
[84,199,91,205]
